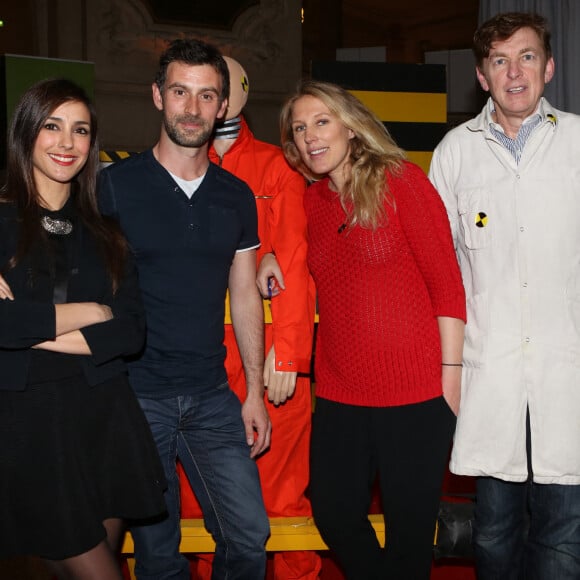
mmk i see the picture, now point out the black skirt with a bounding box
[0,372,167,560]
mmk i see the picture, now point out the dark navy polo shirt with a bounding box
[99,149,259,398]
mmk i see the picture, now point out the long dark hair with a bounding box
[0,78,127,290]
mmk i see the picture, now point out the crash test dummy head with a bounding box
[224,56,249,119]
[213,56,249,155]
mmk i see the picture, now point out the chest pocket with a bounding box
[458,188,492,250]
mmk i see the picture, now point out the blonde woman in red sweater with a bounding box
[258,80,466,579]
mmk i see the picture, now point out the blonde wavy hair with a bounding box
[280,79,406,229]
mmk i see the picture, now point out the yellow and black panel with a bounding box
[99,150,136,164]
[311,61,447,173]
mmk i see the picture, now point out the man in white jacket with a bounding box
[429,11,580,580]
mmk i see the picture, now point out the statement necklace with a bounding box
[41,216,73,235]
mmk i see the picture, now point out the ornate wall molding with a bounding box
[84,0,301,149]
[91,0,290,76]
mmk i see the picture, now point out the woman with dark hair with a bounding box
[0,78,166,578]
[258,80,466,579]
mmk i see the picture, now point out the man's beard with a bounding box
[163,113,213,148]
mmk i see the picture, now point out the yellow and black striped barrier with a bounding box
[311,61,447,173]
[99,150,135,164]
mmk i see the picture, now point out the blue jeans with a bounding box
[474,477,580,580]
[130,383,269,580]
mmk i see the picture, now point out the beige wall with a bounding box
[2,0,482,148]
[4,0,303,149]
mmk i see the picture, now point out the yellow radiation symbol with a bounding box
[475,212,488,228]
[241,75,249,93]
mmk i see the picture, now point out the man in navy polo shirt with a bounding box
[99,39,270,580]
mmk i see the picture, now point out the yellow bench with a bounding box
[122,515,385,553]
[122,515,385,578]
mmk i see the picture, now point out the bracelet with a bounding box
[442,362,463,367]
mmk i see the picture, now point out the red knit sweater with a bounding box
[306,161,466,407]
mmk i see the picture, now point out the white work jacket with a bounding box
[430,98,580,484]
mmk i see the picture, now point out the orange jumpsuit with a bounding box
[178,117,320,579]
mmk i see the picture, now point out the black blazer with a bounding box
[0,202,145,391]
